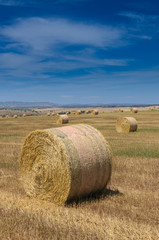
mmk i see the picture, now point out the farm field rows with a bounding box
[0,110,159,239]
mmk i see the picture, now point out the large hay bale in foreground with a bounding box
[20,124,112,205]
[116,117,138,133]
[130,108,138,113]
[56,114,69,124]
[91,109,99,115]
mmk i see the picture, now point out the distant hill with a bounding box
[0,101,59,109]
[0,101,158,109]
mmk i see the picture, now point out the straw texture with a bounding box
[22,114,26,117]
[13,115,18,118]
[20,124,112,205]
[116,117,138,133]
[56,114,69,124]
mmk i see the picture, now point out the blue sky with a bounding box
[0,0,159,104]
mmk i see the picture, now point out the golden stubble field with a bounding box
[0,110,159,240]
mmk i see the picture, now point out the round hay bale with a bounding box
[22,114,26,117]
[47,113,51,116]
[20,124,112,205]
[56,114,69,124]
[5,115,9,118]
[118,108,123,112]
[13,115,18,118]
[76,110,81,115]
[91,109,99,115]
[116,117,138,133]
[131,108,138,113]
[71,112,75,115]
[85,110,89,114]
[51,113,55,116]
[149,107,154,111]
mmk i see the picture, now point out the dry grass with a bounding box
[0,110,159,239]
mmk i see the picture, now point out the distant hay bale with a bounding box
[22,114,26,117]
[130,108,138,113]
[6,115,9,118]
[51,113,55,116]
[71,112,75,115]
[118,109,123,112]
[56,114,69,124]
[13,115,18,118]
[149,107,154,111]
[91,109,99,115]
[85,110,89,114]
[116,117,138,133]
[20,124,112,205]
[47,113,51,116]
[76,110,81,115]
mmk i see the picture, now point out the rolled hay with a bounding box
[91,109,99,115]
[130,108,138,113]
[51,113,55,116]
[20,124,112,205]
[71,112,75,115]
[116,117,138,133]
[5,115,9,118]
[13,115,18,118]
[76,110,82,115]
[85,110,89,114]
[149,107,154,111]
[118,108,123,112]
[56,114,69,124]
[47,113,51,116]
[22,114,26,117]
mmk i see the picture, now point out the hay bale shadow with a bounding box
[66,188,123,206]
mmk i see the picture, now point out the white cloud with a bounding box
[56,0,89,2]
[0,51,131,80]
[118,11,159,40]
[1,17,124,52]
[0,0,89,6]
[119,12,159,22]
[0,0,38,6]
[0,0,27,6]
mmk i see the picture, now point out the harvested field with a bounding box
[0,110,159,239]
